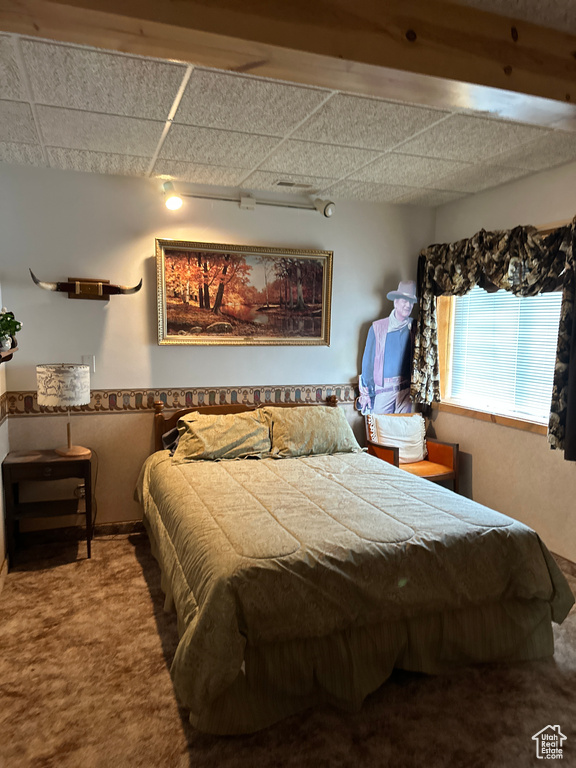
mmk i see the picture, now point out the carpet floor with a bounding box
[0,534,575,768]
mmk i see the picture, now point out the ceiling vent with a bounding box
[275,180,313,189]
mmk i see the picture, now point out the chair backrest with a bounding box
[365,413,427,464]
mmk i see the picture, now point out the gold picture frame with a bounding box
[156,239,333,346]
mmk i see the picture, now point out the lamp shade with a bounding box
[36,363,91,408]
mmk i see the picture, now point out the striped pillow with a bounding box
[366,413,427,464]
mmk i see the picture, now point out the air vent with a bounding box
[276,181,313,189]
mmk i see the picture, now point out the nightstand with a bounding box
[2,450,93,569]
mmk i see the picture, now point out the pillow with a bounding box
[263,405,361,458]
[171,410,271,463]
[366,413,427,464]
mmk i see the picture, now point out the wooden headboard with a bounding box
[153,396,338,452]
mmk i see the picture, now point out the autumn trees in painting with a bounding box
[157,241,332,345]
[166,251,251,316]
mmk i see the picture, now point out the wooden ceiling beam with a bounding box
[2,0,576,127]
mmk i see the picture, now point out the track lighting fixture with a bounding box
[160,183,335,217]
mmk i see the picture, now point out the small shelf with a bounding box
[13,498,81,519]
[0,344,18,363]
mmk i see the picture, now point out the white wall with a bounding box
[0,163,434,525]
[0,163,434,392]
[434,160,576,562]
[434,160,576,241]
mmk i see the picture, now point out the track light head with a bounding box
[163,181,183,211]
[314,199,336,218]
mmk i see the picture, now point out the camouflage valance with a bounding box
[411,221,576,460]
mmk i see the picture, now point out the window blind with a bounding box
[448,285,562,423]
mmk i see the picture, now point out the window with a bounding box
[439,286,562,423]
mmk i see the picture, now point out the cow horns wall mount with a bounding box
[30,269,142,301]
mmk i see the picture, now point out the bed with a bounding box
[135,400,574,734]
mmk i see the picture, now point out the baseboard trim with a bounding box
[95,521,146,537]
[18,520,145,547]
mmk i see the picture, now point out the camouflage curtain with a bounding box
[411,221,576,460]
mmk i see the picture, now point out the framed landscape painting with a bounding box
[156,239,333,345]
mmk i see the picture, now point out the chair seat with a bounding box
[402,460,454,480]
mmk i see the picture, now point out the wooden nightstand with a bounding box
[2,450,93,569]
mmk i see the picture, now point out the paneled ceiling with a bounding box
[2,1,576,209]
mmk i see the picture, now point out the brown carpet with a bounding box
[0,534,575,768]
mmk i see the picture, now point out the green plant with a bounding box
[0,307,22,338]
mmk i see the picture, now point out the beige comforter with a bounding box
[136,451,574,730]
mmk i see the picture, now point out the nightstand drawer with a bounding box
[5,460,88,482]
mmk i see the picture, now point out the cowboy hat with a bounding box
[386,280,418,303]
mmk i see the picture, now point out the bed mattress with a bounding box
[136,450,574,733]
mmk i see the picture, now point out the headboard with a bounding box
[153,396,338,453]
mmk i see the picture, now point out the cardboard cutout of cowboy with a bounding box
[357,280,418,415]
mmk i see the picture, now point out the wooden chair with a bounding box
[365,415,460,493]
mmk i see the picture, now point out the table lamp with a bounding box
[36,363,91,457]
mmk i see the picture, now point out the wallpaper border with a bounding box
[7,384,356,416]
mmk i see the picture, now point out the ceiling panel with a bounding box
[20,39,187,120]
[396,188,470,207]
[399,114,547,162]
[174,69,330,136]
[0,140,44,166]
[432,163,531,193]
[240,170,332,195]
[0,100,39,144]
[488,130,576,171]
[37,106,164,154]
[260,139,381,178]
[47,147,150,176]
[321,178,416,203]
[349,153,471,186]
[152,159,247,186]
[0,35,25,101]
[293,94,449,150]
[159,124,281,168]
